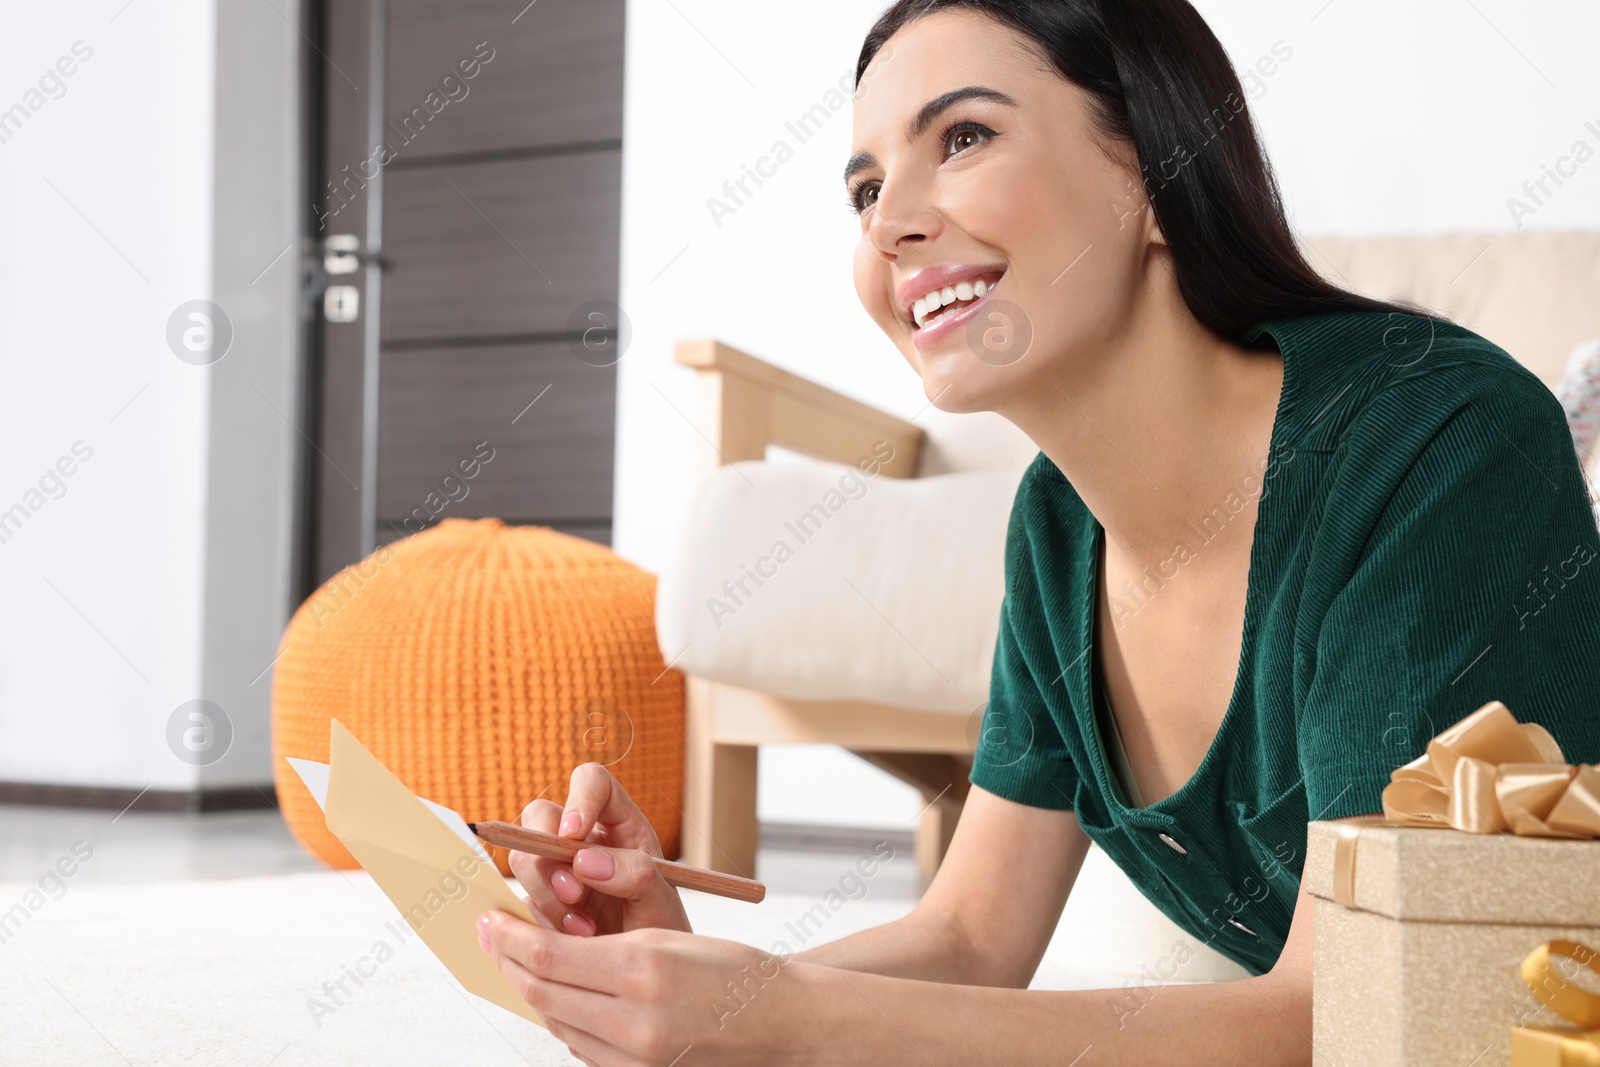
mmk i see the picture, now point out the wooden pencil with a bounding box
[468,820,767,904]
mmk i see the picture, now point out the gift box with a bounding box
[1305,702,1600,1067]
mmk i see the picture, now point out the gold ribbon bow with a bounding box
[1380,701,1600,838]
[1513,941,1600,1066]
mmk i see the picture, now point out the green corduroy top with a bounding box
[969,309,1600,976]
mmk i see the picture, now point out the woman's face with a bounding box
[848,10,1160,414]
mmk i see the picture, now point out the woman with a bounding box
[477,2,1600,1062]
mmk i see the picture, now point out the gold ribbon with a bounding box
[1514,941,1600,1066]
[1330,816,1389,907]
[1524,941,1600,1030]
[1328,701,1600,907]
[1381,701,1600,838]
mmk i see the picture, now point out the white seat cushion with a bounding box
[655,452,1027,713]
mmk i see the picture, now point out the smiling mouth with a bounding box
[911,270,1005,331]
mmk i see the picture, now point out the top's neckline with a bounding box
[1074,325,1295,816]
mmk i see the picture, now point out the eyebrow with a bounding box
[842,85,1017,186]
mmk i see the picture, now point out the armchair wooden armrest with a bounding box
[670,339,971,885]
[674,339,925,474]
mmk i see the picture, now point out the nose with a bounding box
[866,167,939,261]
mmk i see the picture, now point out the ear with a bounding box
[1139,188,1167,248]
[1107,150,1165,248]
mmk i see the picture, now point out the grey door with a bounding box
[302,0,625,592]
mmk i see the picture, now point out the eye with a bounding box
[845,179,879,215]
[941,120,994,159]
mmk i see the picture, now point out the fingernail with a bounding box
[562,911,596,937]
[559,810,582,837]
[477,912,494,929]
[573,849,614,880]
[552,867,583,902]
[478,929,491,952]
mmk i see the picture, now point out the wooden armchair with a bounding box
[671,338,975,883]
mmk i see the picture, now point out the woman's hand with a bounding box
[510,762,692,937]
[478,911,813,1066]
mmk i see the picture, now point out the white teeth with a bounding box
[908,273,1000,329]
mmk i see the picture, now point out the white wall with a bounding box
[1196,0,1600,236]
[613,0,1600,827]
[0,1,300,792]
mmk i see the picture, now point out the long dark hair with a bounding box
[856,0,1426,336]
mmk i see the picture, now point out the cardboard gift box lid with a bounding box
[1305,820,1600,925]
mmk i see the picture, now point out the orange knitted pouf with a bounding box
[271,518,684,874]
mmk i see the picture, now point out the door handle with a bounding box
[315,235,380,323]
[323,233,365,275]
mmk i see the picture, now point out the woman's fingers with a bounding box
[571,845,666,902]
[498,958,636,1059]
[483,917,767,1063]
[559,763,663,855]
[509,867,575,932]
[479,910,633,993]
[569,846,693,933]
[511,778,690,935]
[493,944,640,1064]
[483,915,694,1065]
[509,798,593,931]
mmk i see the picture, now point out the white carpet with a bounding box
[0,852,1241,1065]
[0,870,919,1066]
